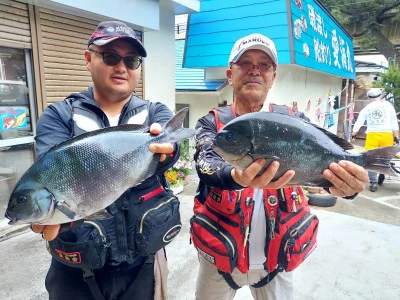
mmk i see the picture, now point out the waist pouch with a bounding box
[46,220,109,270]
[46,187,182,268]
[190,212,238,273]
[267,206,319,272]
[135,194,181,256]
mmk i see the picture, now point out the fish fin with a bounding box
[85,210,113,220]
[303,179,333,188]
[310,123,354,150]
[161,108,198,142]
[163,107,189,134]
[55,202,76,220]
[362,145,400,175]
[257,157,278,176]
[229,154,255,170]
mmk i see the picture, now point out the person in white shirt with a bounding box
[352,88,399,192]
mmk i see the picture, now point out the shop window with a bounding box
[0,46,36,220]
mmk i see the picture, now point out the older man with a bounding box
[191,33,369,300]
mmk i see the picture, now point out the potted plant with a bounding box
[165,140,193,194]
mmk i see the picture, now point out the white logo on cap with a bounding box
[106,27,115,33]
[116,26,130,34]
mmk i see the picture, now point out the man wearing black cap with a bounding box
[30,21,179,299]
[352,88,399,191]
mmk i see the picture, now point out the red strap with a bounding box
[139,186,164,203]
[213,103,237,132]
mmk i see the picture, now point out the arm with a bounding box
[35,102,73,160]
[352,108,366,135]
[389,105,399,139]
[194,113,242,190]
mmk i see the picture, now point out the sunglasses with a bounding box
[88,49,142,70]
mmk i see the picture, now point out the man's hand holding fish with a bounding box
[323,161,369,198]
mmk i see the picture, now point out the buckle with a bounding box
[83,269,95,281]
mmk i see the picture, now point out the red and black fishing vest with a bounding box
[190,104,319,283]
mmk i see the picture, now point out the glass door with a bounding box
[0,46,36,219]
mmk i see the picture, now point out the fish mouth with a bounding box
[4,211,19,225]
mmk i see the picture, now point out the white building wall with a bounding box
[176,93,220,128]
[186,66,343,133]
[143,0,176,111]
[269,65,343,132]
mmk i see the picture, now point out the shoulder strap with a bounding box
[269,103,294,115]
[218,268,280,290]
[119,255,154,300]
[218,271,241,290]
[211,103,237,132]
[251,269,280,288]
[83,269,106,300]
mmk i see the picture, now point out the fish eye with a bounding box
[226,132,234,141]
[16,195,27,205]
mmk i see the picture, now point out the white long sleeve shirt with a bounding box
[353,100,399,134]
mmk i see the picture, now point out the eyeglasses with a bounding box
[88,49,142,70]
[231,61,274,73]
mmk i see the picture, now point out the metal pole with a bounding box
[344,79,349,140]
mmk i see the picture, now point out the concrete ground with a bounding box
[1,176,400,300]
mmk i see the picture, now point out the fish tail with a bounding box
[163,107,198,142]
[362,145,400,175]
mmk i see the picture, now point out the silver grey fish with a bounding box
[212,111,400,187]
[5,107,197,225]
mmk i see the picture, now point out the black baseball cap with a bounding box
[88,21,147,57]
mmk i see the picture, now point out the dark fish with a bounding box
[212,111,400,187]
[5,108,197,225]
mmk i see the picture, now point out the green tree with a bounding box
[373,62,400,112]
[320,0,400,64]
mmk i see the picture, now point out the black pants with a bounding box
[45,259,154,300]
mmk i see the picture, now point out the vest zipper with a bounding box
[289,214,315,236]
[83,220,104,236]
[205,204,239,227]
[284,214,316,252]
[139,198,175,233]
[195,215,236,257]
[281,207,305,224]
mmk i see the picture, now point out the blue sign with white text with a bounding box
[291,0,355,79]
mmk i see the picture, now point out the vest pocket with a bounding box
[205,188,242,215]
[266,207,319,272]
[135,196,181,256]
[190,213,238,273]
[46,220,109,270]
[280,212,319,271]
